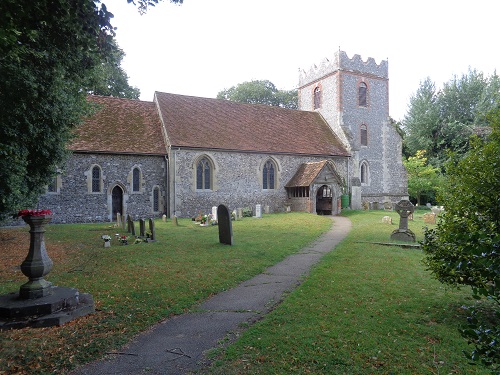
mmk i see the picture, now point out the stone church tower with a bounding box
[298,50,407,209]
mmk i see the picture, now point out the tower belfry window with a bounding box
[359,82,367,107]
[313,87,321,109]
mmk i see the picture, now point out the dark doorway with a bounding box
[316,185,332,215]
[111,185,123,221]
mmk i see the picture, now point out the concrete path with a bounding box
[72,216,352,375]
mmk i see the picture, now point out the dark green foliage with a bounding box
[422,108,500,369]
[217,80,298,109]
[403,70,500,168]
[0,0,182,219]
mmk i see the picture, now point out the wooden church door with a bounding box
[111,185,123,221]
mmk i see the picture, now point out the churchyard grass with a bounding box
[206,210,490,375]
[0,213,330,374]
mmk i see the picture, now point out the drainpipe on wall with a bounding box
[164,155,169,218]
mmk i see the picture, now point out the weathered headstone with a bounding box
[237,208,243,220]
[232,209,237,221]
[172,215,178,226]
[390,199,416,242]
[423,212,436,224]
[148,218,156,242]
[212,206,218,222]
[382,216,393,224]
[217,204,233,245]
[129,216,136,236]
[116,212,121,227]
[127,214,132,233]
[362,201,369,211]
[139,219,146,237]
[255,204,262,218]
[383,201,393,211]
[264,205,270,214]
[162,214,167,222]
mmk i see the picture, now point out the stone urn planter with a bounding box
[18,211,54,299]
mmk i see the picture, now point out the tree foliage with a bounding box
[422,108,500,369]
[0,0,181,219]
[88,40,140,99]
[403,70,500,168]
[217,80,298,109]
[403,150,442,205]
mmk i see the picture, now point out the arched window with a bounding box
[360,161,369,185]
[360,124,368,146]
[132,167,140,192]
[358,82,367,107]
[313,86,321,109]
[263,160,276,190]
[153,187,160,212]
[196,157,212,190]
[92,166,101,193]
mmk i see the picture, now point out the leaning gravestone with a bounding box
[127,214,133,233]
[148,218,156,242]
[217,204,233,245]
[390,199,416,242]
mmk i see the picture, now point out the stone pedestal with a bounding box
[0,213,94,329]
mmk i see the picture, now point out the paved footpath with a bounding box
[72,216,352,375]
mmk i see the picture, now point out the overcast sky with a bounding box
[105,0,500,122]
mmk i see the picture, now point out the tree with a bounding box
[217,80,298,109]
[403,150,442,205]
[422,108,500,369]
[0,0,181,219]
[88,40,140,99]
[403,70,500,168]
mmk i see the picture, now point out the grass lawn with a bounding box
[0,213,331,374]
[204,210,491,375]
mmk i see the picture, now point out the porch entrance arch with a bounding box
[316,185,332,215]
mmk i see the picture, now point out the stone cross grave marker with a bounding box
[390,199,416,242]
[217,204,233,245]
[255,204,262,218]
[139,219,146,237]
[148,218,156,242]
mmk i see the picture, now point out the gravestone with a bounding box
[390,199,416,242]
[127,215,132,233]
[423,212,436,224]
[237,208,243,220]
[212,206,218,222]
[255,204,262,218]
[264,205,270,214]
[172,215,178,226]
[217,204,233,245]
[431,206,443,216]
[162,214,167,222]
[116,212,121,227]
[383,201,393,211]
[139,219,146,237]
[382,216,392,224]
[148,218,156,242]
[362,201,369,211]
[129,216,136,236]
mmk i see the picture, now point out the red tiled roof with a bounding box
[69,96,166,155]
[285,160,328,187]
[155,92,349,156]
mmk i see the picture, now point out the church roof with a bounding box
[69,96,166,155]
[155,92,349,157]
[285,160,329,187]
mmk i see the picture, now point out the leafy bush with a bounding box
[422,108,500,370]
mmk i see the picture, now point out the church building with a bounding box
[39,51,408,223]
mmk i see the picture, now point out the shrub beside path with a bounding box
[72,216,352,375]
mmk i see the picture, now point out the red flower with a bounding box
[17,209,53,217]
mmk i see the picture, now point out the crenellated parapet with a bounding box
[299,50,388,88]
